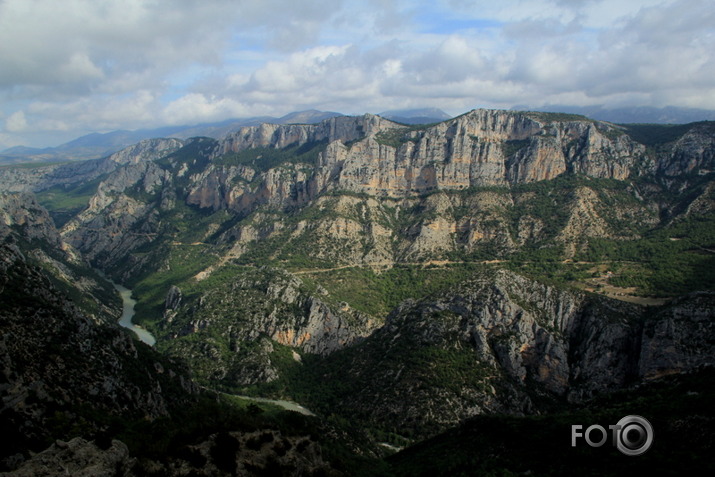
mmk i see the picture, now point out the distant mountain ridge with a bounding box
[523,105,715,124]
[0,108,449,165]
[6,105,714,166]
[378,107,452,124]
[0,109,344,165]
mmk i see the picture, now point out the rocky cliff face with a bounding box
[0,192,64,248]
[0,192,121,323]
[61,158,173,273]
[638,291,715,379]
[658,122,715,176]
[182,111,646,214]
[322,111,642,195]
[27,110,707,278]
[214,113,395,155]
[213,110,642,193]
[303,270,715,436]
[159,267,378,387]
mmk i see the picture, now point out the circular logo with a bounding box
[615,415,654,456]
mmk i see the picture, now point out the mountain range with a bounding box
[0,108,452,165]
[1,108,713,475]
[4,105,714,166]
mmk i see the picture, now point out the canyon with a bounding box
[0,109,713,475]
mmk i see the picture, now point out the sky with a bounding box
[0,0,714,149]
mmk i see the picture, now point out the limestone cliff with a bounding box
[658,122,715,176]
[0,192,120,323]
[0,192,64,248]
[214,113,396,155]
[182,110,646,214]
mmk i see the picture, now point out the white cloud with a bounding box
[162,93,253,125]
[5,111,28,132]
[17,90,161,133]
[0,0,239,94]
[0,0,713,148]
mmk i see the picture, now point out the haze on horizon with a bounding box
[0,0,713,149]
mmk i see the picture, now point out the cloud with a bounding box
[0,0,239,95]
[162,93,253,125]
[5,111,27,132]
[16,90,161,133]
[1,0,713,148]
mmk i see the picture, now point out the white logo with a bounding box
[571,415,654,456]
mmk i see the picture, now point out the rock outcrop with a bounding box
[307,270,715,436]
[160,267,377,386]
[0,192,120,323]
[659,122,715,176]
[0,192,63,247]
[0,438,135,477]
[638,291,715,379]
[214,113,396,155]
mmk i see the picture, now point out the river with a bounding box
[110,281,157,346]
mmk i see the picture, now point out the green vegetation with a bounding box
[375,123,436,148]
[47,390,388,476]
[245,334,493,440]
[311,264,489,317]
[5,234,120,319]
[215,140,327,172]
[156,136,217,187]
[620,122,714,146]
[36,256,120,319]
[375,128,412,148]
[501,138,531,157]
[130,242,219,327]
[524,111,593,123]
[160,199,231,244]
[576,213,715,295]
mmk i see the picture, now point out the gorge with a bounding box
[0,108,713,475]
